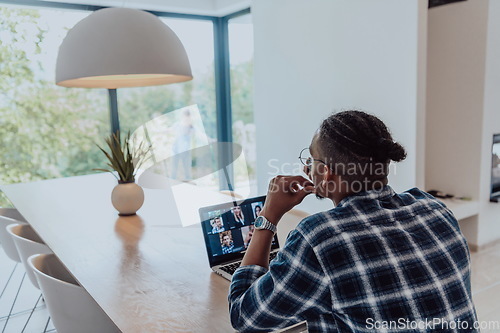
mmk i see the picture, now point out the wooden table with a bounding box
[0,174,305,333]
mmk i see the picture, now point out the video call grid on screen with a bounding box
[199,195,280,267]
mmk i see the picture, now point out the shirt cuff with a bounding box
[229,265,268,304]
[232,264,268,282]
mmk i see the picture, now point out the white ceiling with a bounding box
[41,0,251,16]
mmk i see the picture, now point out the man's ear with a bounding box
[322,164,337,182]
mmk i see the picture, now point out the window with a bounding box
[228,13,255,196]
[119,17,219,189]
[119,18,216,139]
[0,5,109,206]
[0,2,254,206]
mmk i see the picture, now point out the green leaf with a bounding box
[95,130,151,182]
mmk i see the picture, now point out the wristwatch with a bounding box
[254,215,277,235]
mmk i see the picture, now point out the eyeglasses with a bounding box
[298,148,327,167]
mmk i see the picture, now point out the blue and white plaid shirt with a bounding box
[229,186,478,332]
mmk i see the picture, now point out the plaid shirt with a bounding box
[229,186,478,332]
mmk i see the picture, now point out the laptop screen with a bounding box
[199,195,280,267]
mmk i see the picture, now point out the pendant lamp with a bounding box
[55,7,193,133]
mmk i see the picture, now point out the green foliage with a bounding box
[0,7,108,206]
[119,73,218,140]
[119,85,184,134]
[230,60,254,125]
[0,8,41,90]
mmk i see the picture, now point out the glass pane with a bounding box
[118,18,219,189]
[0,5,109,207]
[228,14,256,196]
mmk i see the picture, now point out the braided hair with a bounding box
[317,110,406,184]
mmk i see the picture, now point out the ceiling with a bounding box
[40,0,251,16]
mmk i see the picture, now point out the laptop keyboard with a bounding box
[220,251,279,276]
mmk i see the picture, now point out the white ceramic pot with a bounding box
[111,182,144,216]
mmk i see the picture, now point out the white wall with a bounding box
[425,0,488,201]
[252,0,427,213]
[479,0,500,246]
[425,0,500,248]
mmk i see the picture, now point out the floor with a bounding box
[0,251,55,333]
[0,243,499,333]
[470,242,500,332]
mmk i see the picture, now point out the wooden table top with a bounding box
[0,174,304,333]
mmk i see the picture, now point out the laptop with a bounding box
[199,195,280,280]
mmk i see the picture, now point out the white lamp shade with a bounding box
[56,8,192,89]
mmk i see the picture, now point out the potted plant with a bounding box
[95,131,151,216]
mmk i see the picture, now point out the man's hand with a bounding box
[260,175,315,225]
[241,176,313,268]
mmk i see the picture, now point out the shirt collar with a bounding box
[336,185,396,207]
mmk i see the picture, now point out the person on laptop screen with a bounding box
[210,216,225,234]
[242,225,254,249]
[220,231,235,254]
[228,111,478,332]
[253,204,262,219]
[231,205,246,227]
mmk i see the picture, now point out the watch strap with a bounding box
[255,216,277,234]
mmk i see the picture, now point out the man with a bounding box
[229,111,478,332]
[221,232,235,254]
[211,216,225,234]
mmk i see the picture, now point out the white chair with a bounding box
[29,254,120,333]
[277,208,310,246]
[0,216,27,263]
[1,217,43,331]
[7,223,52,289]
[0,207,27,223]
[0,215,27,303]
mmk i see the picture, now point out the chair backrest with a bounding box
[28,254,120,333]
[0,208,28,222]
[0,216,27,262]
[7,224,52,289]
[277,208,310,246]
